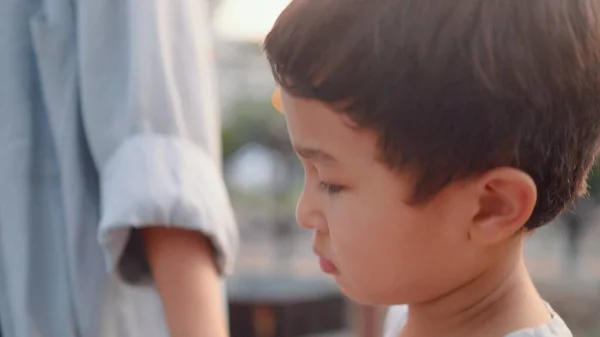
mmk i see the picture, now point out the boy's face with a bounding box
[280,90,531,306]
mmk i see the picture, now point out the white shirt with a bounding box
[384,303,572,337]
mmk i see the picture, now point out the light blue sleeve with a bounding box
[75,0,238,278]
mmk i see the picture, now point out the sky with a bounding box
[213,0,290,42]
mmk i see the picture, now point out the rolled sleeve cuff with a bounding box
[97,135,239,279]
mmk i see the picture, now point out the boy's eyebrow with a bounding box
[294,146,338,163]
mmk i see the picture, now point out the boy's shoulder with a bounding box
[383,304,573,337]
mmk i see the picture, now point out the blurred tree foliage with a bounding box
[587,161,600,201]
[221,97,300,220]
[221,98,291,163]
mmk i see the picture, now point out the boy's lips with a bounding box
[319,256,338,274]
[313,248,338,274]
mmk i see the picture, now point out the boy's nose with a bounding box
[295,188,328,233]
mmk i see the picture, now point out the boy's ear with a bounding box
[468,167,537,245]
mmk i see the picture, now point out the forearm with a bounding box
[143,227,228,337]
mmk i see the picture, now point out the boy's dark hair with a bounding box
[264,0,600,230]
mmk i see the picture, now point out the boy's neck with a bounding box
[400,253,550,337]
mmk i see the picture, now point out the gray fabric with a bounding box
[0,0,239,336]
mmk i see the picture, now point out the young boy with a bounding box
[264,0,600,336]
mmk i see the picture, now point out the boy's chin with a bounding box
[335,278,412,307]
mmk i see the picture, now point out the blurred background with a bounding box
[211,1,600,336]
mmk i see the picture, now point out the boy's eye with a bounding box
[319,181,343,195]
